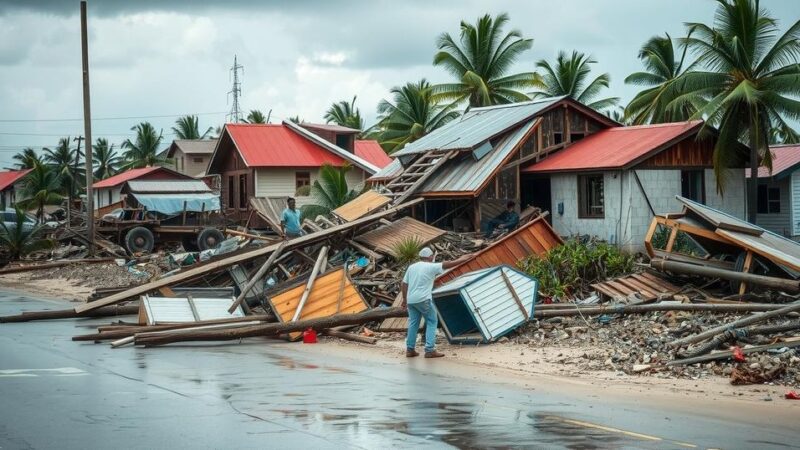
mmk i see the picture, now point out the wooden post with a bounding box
[665,227,678,252]
[291,246,329,322]
[181,200,188,225]
[80,0,95,255]
[228,241,287,313]
[738,250,754,295]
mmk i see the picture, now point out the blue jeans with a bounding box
[406,299,438,353]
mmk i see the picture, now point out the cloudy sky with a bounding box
[0,0,797,167]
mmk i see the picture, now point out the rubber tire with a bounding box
[197,227,224,251]
[125,226,155,254]
[181,236,199,252]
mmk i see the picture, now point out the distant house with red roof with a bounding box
[521,120,748,251]
[0,169,31,209]
[92,166,195,211]
[206,120,382,221]
[746,144,800,238]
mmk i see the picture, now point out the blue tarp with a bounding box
[131,193,221,215]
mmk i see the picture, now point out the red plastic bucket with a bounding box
[302,328,317,344]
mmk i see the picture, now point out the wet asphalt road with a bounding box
[0,292,798,449]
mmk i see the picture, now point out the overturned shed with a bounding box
[432,266,538,344]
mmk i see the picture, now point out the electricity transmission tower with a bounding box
[227,55,244,123]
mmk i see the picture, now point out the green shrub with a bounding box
[650,224,706,256]
[392,237,422,267]
[518,237,635,299]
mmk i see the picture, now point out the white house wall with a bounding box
[95,186,122,208]
[550,168,746,253]
[254,167,367,208]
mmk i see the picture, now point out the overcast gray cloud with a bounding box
[0,0,797,167]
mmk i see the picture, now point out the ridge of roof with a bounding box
[283,120,378,174]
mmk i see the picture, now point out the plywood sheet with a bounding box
[267,268,368,340]
[356,216,446,256]
[332,190,391,222]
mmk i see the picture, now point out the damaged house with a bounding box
[206,121,388,223]
[0,169,31,209]
[746,144,800,240]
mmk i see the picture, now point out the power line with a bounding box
[0,111,227,123]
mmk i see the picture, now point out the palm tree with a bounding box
[433,13,539,107]
[301,164,360,219]
[245,110,269,124]
[530,50,619,111]
[625,33,698,124]
[287,116,303,124]
[93,138,122,180]
[376,79,461,153]
[121,122,168,169]
[324,97,364,131]
[673,0,800,223]
[0,206,55,260]
[12,148,42,169]
[172,115,213,140]
[18,164,62,222]
[43,137,83,203]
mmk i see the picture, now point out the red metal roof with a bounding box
[226,124,347,167]
[354,140,392,169]
[93,166,167,188]
[747,144,800,178]
[0,169,31,191]
[522,120,704,173]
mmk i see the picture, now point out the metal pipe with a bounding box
[650,258,800,293]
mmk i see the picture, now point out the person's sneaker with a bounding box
[424,351,445,358]
[406,349,419,358]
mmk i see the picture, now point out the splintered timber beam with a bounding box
[76,198,423,314]
[135,307,408,347]
[1,303,139,323]
[651,259,800,293]
[72,314,272,341]
[532,302,788,319]
[228,241,287,314]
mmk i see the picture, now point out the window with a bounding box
[296,171,311,190]
[238,174,248,209]
[497,167,517,200]
[227,175,235,209]
[570,133,585,142]
[192,157,204,164]
[578,174,604,218]
[108,190,112,205]
[757,185,781,214]
[681,170,705,204]
[335,134,351,150]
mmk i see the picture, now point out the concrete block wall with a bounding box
[550,172,624,244]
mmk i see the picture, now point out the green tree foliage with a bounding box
[625,33,698,124]
[172,115,213,139]
[43,137,84,202]
[376,79,461,153]
[121,122,168,169]
[245,110,269,124]
[433,13,539,107]
[13,148,43,170]
[674,0,800,222]
[0,206,55,260]
[300,164,360,219]
[18,164,63,222]
[92,138,122,180]
[530,50,619,111]
[324,96,364,131]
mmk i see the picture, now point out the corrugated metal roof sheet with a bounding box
[432,265,538,343]
[300,122,360,134]
[226,123,347,168]
[370,158,403,181]
[283,120,378,173]
[747,144,800,179]
[0,169,31,191]
[93,166,175,189]
[523,120,703,173]
[126,180,211,193]
[354,140,392,168]
[394,96,564,157]
[142,295,244,325]
[418,119,538,194]
[171,139,217,155]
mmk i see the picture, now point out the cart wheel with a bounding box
[182,235,199,252]
[125,226,154,254]
[197,227,224,251]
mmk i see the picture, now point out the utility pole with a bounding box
[80,1,95,256]
[227,55,244,123]
[70,135,85,228]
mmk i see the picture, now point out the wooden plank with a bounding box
[356,216,446,256]
[644,217,659,258]
[291,247,330,321]
[76,198,424,313]
[739,250,753,295]
[614,278,656,300]
[228,241,287,313]
[332,190,392,222]
[665,227,678,252]
[500,269,529,320]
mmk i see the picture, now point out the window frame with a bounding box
[238,174,248,209]
[757,184,781,214]
[295,171,311,190]
[681,169,706,204]
[578,173,605,219]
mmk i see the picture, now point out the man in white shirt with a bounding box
[401,247,472,358]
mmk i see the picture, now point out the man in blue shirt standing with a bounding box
[281,197,304,239]
[401,247,472,359]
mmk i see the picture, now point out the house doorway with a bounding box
[521,175,552,222]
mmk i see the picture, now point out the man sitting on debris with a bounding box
[482,201,520,238]
[401,247,471,359]
[281,197,304,239]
